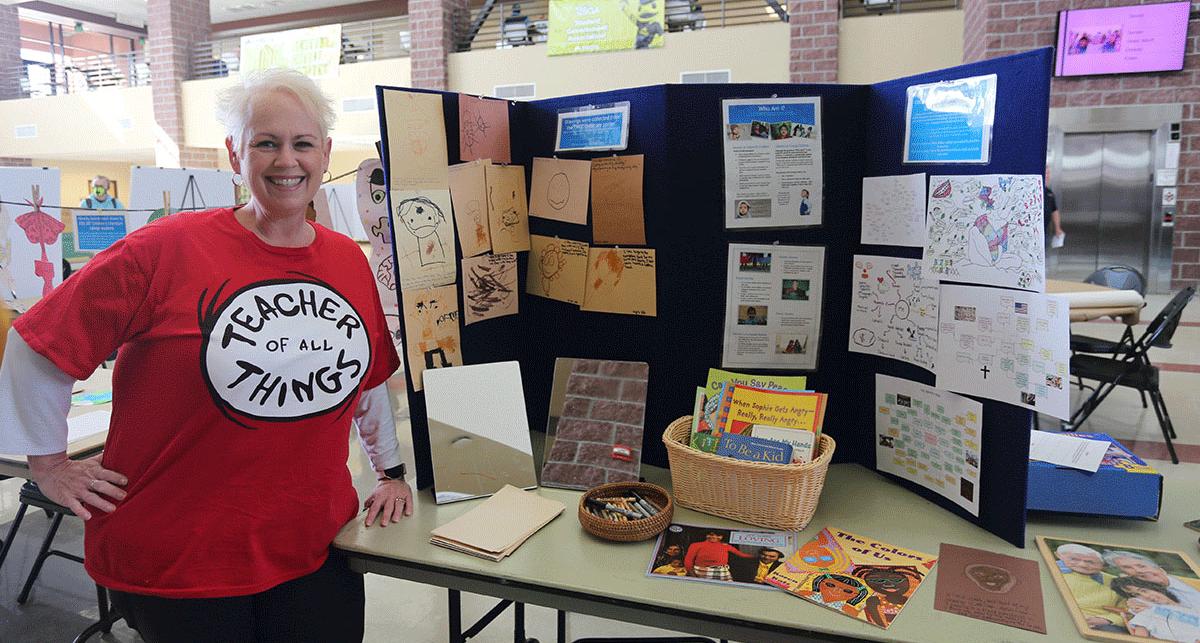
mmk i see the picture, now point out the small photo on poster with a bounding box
[737,305,768,326]
[738,251,772,272]
[733,198,772,221]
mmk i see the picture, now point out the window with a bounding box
[680,70,731,84]
[494,83,536,101]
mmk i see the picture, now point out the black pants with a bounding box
[108,551,365,643]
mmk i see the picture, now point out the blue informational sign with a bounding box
[727,102,816,127]
[555,103,630,152]
[75,214,127,252]
[904,74,997,164]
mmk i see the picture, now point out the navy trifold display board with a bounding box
[378,48,1051,548]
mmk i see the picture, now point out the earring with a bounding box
[322,170,332,184]
[232,173,243,186]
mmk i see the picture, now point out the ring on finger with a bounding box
[89,479,99,491]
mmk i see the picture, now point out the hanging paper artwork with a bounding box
[391,189,458,291]
[462,252,519,325]
[925,175,1045,292]
[356,159,404,363]
[849,255,939,373]
[0,167,62,299]
[402,284,462,392]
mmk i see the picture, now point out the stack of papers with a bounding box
[430,485,564,561]
[1029,431,1109,473]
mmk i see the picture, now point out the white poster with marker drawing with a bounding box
[875,374,982,516]
[925,175,1045,292]
[935,284,1070,419]
[861,173,926,247]
[722,243,825,370]
[849,255,939,373]
[390,189,457,291]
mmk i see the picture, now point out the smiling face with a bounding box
[228,89,331,219]
[398,197,443,238]
[1113,557,1169,585]
[664,545,681,558]
[1059,550,1105,576]
[818,577,862,604]
[760,550,782,564]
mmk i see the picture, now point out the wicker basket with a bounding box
[662,416,835,531]
[577,481,673,542]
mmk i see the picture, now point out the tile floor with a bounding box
[0,292,1195,642]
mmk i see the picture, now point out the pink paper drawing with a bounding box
[15,187,64,296]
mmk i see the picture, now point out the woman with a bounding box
[0,69,412,642]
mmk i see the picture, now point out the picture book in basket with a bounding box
[765,527,938,629]
[721,386,827,463]
[647,523,799,591]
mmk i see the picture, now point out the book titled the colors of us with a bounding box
[764,527,938,629]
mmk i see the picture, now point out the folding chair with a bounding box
[1069,265,1147,357]
[1068,286,1195,464]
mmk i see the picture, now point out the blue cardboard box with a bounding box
[1026,432,1162,520]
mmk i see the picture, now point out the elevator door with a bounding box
[1054,132,1154,284]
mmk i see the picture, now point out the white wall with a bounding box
[839,10,965,85]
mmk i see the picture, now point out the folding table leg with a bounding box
[513,602,526,643]
[558,610,567,643]
[449,589,464,643]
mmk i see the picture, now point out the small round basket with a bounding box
[578,482,673,542]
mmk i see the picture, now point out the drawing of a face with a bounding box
[539,244,565,280]
[965,564,1016,594]
[397,197,444,239]
[856,567,914,600]
[489,184,521,229]
[795,540,844,572]
[356,160,389,243]
[814,575,867,606]
[592,249,624,291]
[547,172,570,210]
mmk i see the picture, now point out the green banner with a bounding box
[240,24,341,79]
[548,0,664,56]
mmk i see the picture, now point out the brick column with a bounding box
[147,0,216,168]
[789,0,839,83]
[0,5,24,101]
[963,0,1199,288]
[409,0,468,90]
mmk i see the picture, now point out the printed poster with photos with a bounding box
[765,527,938,629]
[1037,536,1200,643]
[849,255,939,373]
[722,243,825,370]
[646,523,799,590]
[925,174,1045,292]
[936,284,1071,419]
[874,374,983,516]
[722,97,823,229]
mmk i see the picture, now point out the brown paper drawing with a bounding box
[458,94,511,164]
[462,252,519,325]
[527,235,589,306]
[391,189,457,291]
[529,157,590,225]
[581,247,656,316]
[402,284,462,391]
[356,159,404,360]
[448,160,492,257]
[485,164,531,253]
[383,89,449,191]
[590,154,645,245]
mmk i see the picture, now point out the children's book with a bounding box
[689,384,732,453]
[647,522,800,590]
[705,368,807,394]
[715,432,793,463]
[764,527,937,629]
[720,386,827,462]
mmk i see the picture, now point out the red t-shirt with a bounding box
[15,208,400,598]
[684,540,753,571]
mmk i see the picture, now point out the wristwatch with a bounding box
[378,463,406,482]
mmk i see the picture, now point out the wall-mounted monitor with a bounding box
[1055,1,1191,77]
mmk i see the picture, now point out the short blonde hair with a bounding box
[216,69,336,154]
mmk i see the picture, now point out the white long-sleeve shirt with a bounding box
[0,327,403,471]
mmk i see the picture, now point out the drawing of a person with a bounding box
[397,196,447,266]
[853,565,926,628]
[967,213,1021,270]
[797,574,869,617]
[592,249,624,292]
[799,189,811,216]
